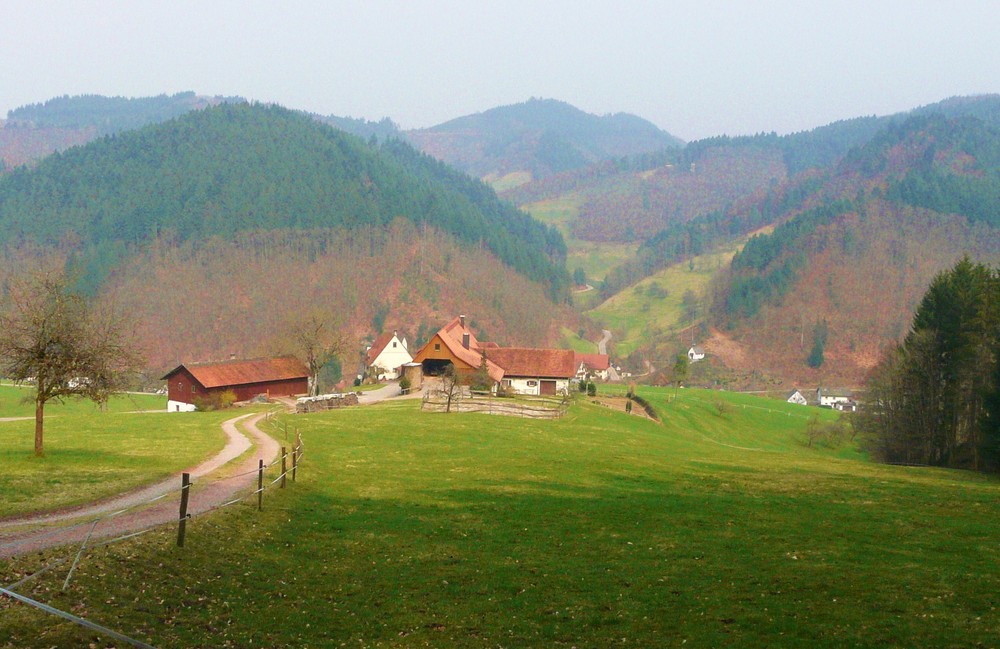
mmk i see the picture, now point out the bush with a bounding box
[587,381,597,397]
[399,376,412,392]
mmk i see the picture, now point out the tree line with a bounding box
[857,259,1000,472]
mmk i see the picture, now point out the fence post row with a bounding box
[281,447,287,489]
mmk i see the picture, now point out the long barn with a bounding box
[161,356,309,412]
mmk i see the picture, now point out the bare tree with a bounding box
[440,363,464,413]
[279,311,350,396]
[0,269,143,456]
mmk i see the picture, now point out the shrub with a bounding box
[399,376,412,392]
[587,381,597,397]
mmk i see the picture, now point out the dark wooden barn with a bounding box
[161,356,309,411]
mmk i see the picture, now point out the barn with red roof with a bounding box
[161,356,309,412]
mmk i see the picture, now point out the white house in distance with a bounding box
[786,389,808,406]
[365,330,412,380]
[688,345,706,362]
[816,388,857,411]
[574,352,611,381]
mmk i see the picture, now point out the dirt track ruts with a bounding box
[0,411,281,559]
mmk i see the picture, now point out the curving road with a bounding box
[0,411,281,559]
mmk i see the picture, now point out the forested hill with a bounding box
[0,102,569,298]
[705,112,1000,385]
[405,98,684,182]
[5,92,244,136]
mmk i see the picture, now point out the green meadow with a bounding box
[3,387,999,647]
[587,248,736,356]
[522,197,640,289]
[0,384,228,517]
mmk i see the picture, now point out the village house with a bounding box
[364,330,412,380]
[688,345,706,362]
[816,388,857,411]
[786,389,808,405]
[574,352,611,382]
[487,347,577,396]
[161,356,309,412]
[410,315,577,395]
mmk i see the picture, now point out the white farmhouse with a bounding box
[687,345,706,362]
[365,330,413,380]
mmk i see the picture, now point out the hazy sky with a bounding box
[3,1,998,141]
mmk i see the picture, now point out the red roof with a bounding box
[486,347,577,379]
[575,353,610,371]
[365,332,395,366]
[161,356,309,388]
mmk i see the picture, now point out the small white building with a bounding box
[816,388,855,410]
[688,345,706,362]
[786,389,808,406]
[365,330,412,380]
[574,353,611,381]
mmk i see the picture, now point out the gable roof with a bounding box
[575,352,610,371]
[161,356,309,388]
[366,332,396,366]
[487,347,577,379]
[412,317,505,382]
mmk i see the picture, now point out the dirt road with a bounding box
[0,411,280,559]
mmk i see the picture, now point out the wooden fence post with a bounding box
[177,473,191,547]
[257,459,264,511]
[281,447,287,489]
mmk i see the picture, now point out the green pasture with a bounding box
[587,247,736,356]
[0,385,230,517]
[4,387,999,648]
[522,197,640,286]
[559,326,599,354]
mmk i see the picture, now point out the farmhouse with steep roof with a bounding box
[365,330,412,380]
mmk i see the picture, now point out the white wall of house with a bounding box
[167,399,197,413]
[502,377,570,396]
[369,334,413,380]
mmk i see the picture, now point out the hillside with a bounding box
[405,98,683,183]
[0,92,242,170]
[0,103,575,372]
[708,113,1000,385]
[0,102,569,299]
[103,223,570,373]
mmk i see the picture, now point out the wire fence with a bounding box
[0,407,302,649]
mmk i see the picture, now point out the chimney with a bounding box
[462,333,470,350]
[459,314,466,329]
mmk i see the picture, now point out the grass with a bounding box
[559,326,598,354]
[3,387,1000,647]
[587,247,736,356]
[0,385,230,517]
[522,197,640,286]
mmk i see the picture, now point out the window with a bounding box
[434,343,441,351]
[527,380,538,387]
[191,384,196,393]
[392,342,397,348]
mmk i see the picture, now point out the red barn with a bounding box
[161,356,309,412]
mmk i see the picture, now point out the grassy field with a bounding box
[587,248,736,356]
[0,384,230,517]
[522,197,640,287]
[3,387,999,647]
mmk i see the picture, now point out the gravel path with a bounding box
[0,411,281,559]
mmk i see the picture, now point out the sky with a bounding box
[3,1,999,141]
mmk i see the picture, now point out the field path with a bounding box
[0,412,281,559]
